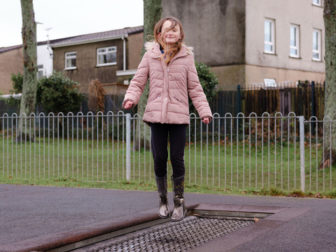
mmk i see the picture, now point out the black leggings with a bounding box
[150,123,187,178]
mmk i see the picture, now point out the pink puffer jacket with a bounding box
[123,41,212,124]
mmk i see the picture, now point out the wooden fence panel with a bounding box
[213,83,325,119]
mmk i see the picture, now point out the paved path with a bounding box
[0,184,336,251]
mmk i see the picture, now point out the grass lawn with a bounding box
[1,136,336,197]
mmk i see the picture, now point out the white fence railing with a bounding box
[1,112,335,193]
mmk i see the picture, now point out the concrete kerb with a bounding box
[0,201,309,252]
[0,205,199,252]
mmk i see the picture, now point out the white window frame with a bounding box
[264,19,275,54]
[290,24,300,58]
[37,64,44,79]
[65,52,77,70]
[312,0,322,6]
[312,29,322,61]
[97,46,117,67]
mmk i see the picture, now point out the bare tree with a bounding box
[321,0,336,168]
[18,0,38,142]
[88,79,106,113]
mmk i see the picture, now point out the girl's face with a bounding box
[160,20,181,45]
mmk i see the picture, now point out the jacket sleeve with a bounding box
[187,57,213,119]
[122,52,149,107]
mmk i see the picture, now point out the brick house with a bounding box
[0,45,24,95]
[51,26,144,96]
[0,38,68,95]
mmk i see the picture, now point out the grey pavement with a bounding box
[0,184,336,251]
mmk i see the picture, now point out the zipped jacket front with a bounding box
[123,42,212,124]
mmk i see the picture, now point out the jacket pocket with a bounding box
[148,94,161,104]
[173,96,188,106]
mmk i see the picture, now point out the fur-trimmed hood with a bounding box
[144,41,194,58]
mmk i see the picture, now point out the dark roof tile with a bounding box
[0,26,143,53]
[0,44,22,54]
[51,26,143,48]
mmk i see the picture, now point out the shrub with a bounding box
[5,73,24,106]
[189,62,218,115]
[11,73,23,94]
[188,63,218,140]
[10,72,83,113]
[37,72,83,113]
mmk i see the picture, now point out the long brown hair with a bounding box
[153,16,185,65]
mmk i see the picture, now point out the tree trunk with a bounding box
[321,0,336,168]
[18,0,38,142]
[135,0,162,150]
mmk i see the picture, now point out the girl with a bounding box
[122,16,212,221]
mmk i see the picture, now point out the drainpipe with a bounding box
[122,35,127,71]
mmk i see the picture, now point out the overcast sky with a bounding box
[0,0,144,47]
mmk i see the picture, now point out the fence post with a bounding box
[126,113,131,181]
[236,84,242,115]
[311,81,316,118]
[299,116,305,192]
[311,81,316,133]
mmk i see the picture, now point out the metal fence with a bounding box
[1,111,335,193]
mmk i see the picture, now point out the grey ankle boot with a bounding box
[155,176,169,218]
[171,175,186,222]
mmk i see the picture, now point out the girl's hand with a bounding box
[123,100,133,109]
[202,117,211,124]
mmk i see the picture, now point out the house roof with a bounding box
[0,44,23,54]
[0,25,144,53]
[0,37,75,54]
[51,25,144,48]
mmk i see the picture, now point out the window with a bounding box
[65,52,77,69]
[264,19,275,54]
[312,0,321,6]
[312,29,322,61]
[37,64,44,79]
[97,46,117,66]
[290,24,300,58]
